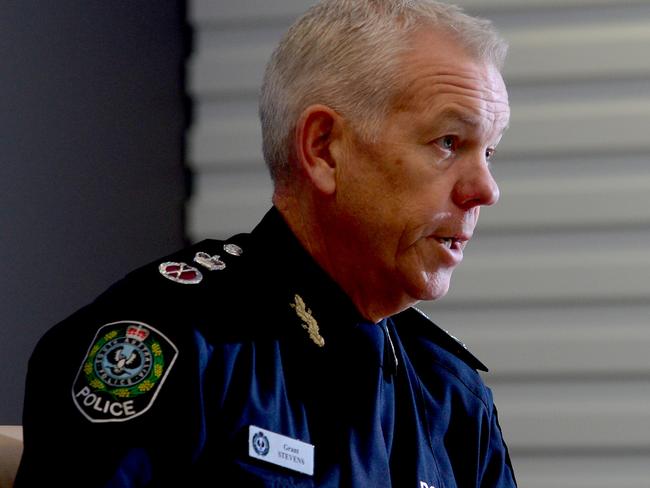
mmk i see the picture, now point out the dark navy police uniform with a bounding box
[16,208,517,487]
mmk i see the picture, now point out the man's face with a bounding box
[332,29,510,303]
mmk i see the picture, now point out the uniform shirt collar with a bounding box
[249,207,365,333]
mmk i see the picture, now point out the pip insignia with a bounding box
[290,294,325,347]
[193,252,226,271]
[158,262,203,284]
[223,243,243,256]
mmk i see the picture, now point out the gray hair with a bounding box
[259,0,508,187]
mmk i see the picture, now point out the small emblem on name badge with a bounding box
[248,425,314,476]
[193,252,226,271]
[72,321,178,423]
[158,261,203,284]
[223,243,243,256]
[252,431,270,456]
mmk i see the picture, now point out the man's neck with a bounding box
[273,193,416,323]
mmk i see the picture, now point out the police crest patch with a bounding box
[72,321,178,423]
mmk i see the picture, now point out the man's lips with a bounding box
[431,233,471,251]
[428,232,472,266]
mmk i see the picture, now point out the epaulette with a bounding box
[136,233,252,290]
[92,234,255,318]
[157,234,248,285]
[397,307,488,372]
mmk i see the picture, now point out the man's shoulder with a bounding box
[36,234,256,354]
[24,233,264,426]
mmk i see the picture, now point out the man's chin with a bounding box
[404,274,451,302]
[420,287,450,302]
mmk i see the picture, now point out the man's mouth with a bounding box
[437,237,453,249]
[433,236,467,251]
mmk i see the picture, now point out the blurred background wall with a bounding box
[0,1,187,424]
[187,1,650,487]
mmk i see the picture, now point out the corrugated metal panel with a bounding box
[187,1,650,486]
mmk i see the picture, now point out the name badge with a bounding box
[248,425,315,476]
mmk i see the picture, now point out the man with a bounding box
[17,1,515,486]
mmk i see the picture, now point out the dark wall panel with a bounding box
[0,1,188,423]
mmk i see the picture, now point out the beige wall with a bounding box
[0,426,22,488]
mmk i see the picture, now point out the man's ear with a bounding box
[294,104,343,195]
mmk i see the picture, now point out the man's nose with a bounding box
[451,156,500,210]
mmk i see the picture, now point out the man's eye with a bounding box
[485,147,497,161]
[435,135,457,151]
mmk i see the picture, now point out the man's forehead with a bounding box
[434,105,510,134]
[392,64,508,116]
[389,68,510,138]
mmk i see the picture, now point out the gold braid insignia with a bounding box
[290,294,325,348]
